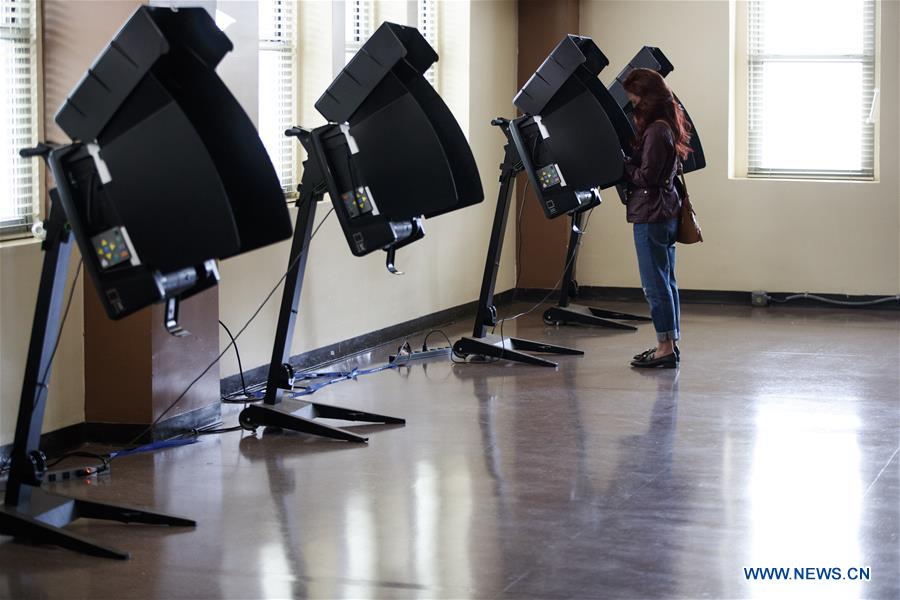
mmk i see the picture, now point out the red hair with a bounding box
[623,68,693,160]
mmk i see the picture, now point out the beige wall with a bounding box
[216,0,519,378]
[579,0,900,295]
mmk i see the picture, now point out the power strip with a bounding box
[44,462,110,483]
[751,291,770,307]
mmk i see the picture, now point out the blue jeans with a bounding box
[633,219,680,342]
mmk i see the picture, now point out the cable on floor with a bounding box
[288,363,399,397]
[121,205,334,449]
[768,293,900,307]
[391,329,470,365]
[493,207,595,348]
[45,450,110,470]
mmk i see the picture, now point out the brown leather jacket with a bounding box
[624,121,681,223]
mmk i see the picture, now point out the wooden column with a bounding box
[516,0,580,289]
[43,0,221,440]
[83,286,221,439]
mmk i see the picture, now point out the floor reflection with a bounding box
[459,361,687,598]
[2,302,897,599]
[238,432,360,598]
[746,396,864,599]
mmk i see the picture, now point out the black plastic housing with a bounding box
[312,22,484,256]
[52,6,292,319]
[512,35,631,219]
[608,46,706,173]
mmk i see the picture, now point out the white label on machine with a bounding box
[554,164,567,188]
[340,122,360,154]
[533,115,550,139]
[87,143,112,184]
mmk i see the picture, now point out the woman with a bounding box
[622,68,692,369]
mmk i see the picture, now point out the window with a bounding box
[1,0,39,237]
[345,0,372,66]
[258,0,297,196]
[418,0,437,87]
[337,2,437,86]
[746,0,876,179]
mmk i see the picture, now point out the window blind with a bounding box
[1,0,39,236]
[344,0,372,66]
[747,0,876,180]
[259,0,297,195]
[418,0,437,87]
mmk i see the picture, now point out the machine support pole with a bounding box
[1,148,195,560]
[452,118,583,367]
[240,131,405,441]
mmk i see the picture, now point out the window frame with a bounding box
[344,0,373,67]
[418,0,438,88]
[737,0,878,182]
[1,0,42,241]
[258,0,298,199]
[333,1,439,88]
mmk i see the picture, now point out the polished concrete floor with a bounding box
[1,301,898,599]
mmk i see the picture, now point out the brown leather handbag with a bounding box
[675,169,703,244]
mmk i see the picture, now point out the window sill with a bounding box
[729,175,880,184]
[0,235,41,251]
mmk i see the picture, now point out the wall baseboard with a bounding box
[518,285,900,310]
[0,403,222,464]
[84,403,222,445]
[0,422,86,468]
[220,288,517,397]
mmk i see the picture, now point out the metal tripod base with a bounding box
[543,304,651,330]
[239,398,406,444]
[0,485,195,560]
[452,333,583,367]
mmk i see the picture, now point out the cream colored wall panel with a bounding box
[579,0,900,295]
[0,243,84,444]
[469,0,518,294]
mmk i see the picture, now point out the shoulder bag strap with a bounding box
[677,164,688,196]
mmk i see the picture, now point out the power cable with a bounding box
[768,293,900,307]
[218,319,251,399]
[33,259,82,410]
[494,207,595,345]
[121,205,334,450]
